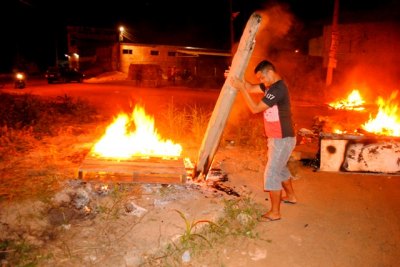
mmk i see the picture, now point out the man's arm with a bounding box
[230,76,269,114]
[243,80,262,94]
[239,87,269,114]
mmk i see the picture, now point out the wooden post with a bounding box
[193,13,262,179]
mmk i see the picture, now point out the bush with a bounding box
[0,93,98,133]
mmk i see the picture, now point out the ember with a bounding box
[91,105,182,159]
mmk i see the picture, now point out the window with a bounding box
[122,49,132,54]
[150,50,159,56]
[168,51,176,56]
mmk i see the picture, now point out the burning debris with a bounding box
[326,90,400,136]
[297,127,319,145]
[79,105,188,184]
[319,90,400,174]
[210,182,240,197]
[328,89,366,111]
[205,168,228,182]
[362,91,400,137]
[91,105,182,159]
[202,165,239,197]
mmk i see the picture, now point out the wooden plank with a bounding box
[81,172,186,184]
[78,156,187,184]
[194,13,262,179]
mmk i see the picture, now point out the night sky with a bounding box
[1,0,398,73]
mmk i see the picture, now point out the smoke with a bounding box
[327,64,399,106]
[246,3,295,83]
[226,3,296,135]
[328,23,400,103]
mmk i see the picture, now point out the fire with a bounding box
[91,105,182,159]
[362,91,400,136]
[328,89,365,111]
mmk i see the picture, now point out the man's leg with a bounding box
[282,178,297,203]
[262,190,282,220]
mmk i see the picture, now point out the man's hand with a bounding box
[224,66,231,78]
[229,76,244,91]
[224,69,230,79]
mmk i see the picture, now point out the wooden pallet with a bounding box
[78,156,187,184]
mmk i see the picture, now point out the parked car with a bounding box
[45,67,85,84]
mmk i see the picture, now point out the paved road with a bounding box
[1,77,336,132]
[1,78,221,116]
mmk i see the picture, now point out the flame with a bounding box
[328,89,365,111]
[91,105,182,159]
[361,91,400,136]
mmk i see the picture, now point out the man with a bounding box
[230,60,297,221]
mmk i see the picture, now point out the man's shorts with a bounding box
[264,136,296,191]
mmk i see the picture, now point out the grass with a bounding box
[157,100,213,146]
[0,239,52,267]
[174,209,216,249]
[156,98,267,153]
[0,92,99,200]
[217,195,264,238]
[142,195,265,266]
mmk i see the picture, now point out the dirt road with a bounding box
[217,145,400,267]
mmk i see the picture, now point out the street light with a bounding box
[117,26,125,71]
[73,53,80,69]
[65,53,80,69]
[118,26,134,42]
[119,26,124,42]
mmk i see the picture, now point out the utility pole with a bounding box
[326,0,340,86]
[55,37,59,67]
[228,0,235,54]
[194,13,261,180]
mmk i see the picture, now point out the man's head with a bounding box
[254,60,277,87]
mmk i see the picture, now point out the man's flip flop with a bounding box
[281,197,297,204]
[259,214,281,222]
[282,199,297,204]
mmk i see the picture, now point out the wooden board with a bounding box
[78,156,187,184]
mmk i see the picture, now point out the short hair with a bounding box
[254,60,276,73]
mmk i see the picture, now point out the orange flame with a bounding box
[362,91,400,136]
[91,105,182,159]
[328,89,365,111]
